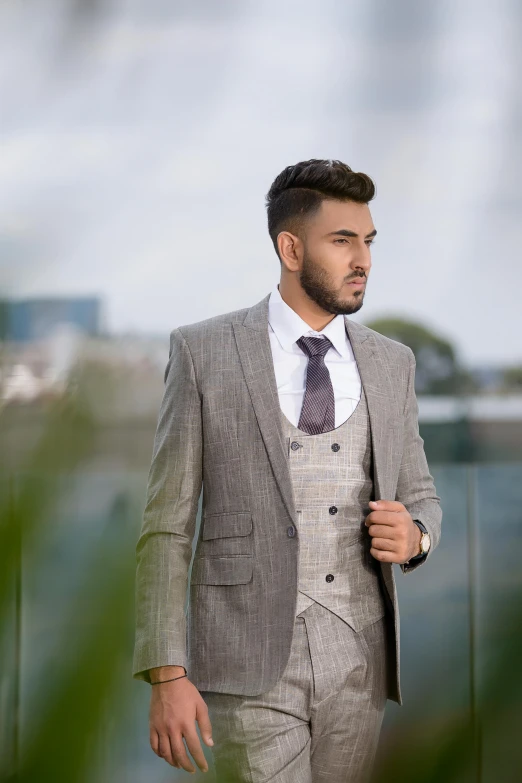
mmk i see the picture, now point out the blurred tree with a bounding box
[363,317,480,395]
[499,364,522,392]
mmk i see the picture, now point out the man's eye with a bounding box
[334,238,375,246]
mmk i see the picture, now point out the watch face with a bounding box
[421,534,431,554]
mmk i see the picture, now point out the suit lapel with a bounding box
[233,295,296,523]
[233,292,396,524]
[345,320,397,502]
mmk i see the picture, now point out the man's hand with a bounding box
[365,500,421,564]
[149,666,213,773]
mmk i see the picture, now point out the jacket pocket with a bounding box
[202,512,252,540]
[190,554,253,585]
[197,512,253,558]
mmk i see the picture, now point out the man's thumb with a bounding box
[197,704,214,746]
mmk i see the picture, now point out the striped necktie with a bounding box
[296,335,335,434]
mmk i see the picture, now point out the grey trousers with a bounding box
[200,601,389,783]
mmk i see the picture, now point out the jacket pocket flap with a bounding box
[202,512,252,540]
[190,555,253,585]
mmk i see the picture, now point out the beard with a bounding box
[299,247,365,316]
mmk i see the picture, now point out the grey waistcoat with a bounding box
[280,385,386,630]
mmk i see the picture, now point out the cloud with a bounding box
[1,0,521,363]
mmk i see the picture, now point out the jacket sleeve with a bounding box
[132,327,203,681]
[395,347,442,574]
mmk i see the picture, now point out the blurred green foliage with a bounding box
[501,364,522,392]
[0,376,137,783]
[372,593,522,783]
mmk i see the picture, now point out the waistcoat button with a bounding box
[331,443,340,452]
[329,506,338,515]
[325,574,334,582]
[291,441,300,451]
[287,525,296,538]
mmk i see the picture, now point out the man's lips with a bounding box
[347,279,366,287]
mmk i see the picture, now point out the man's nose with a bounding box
[351,255,371,275]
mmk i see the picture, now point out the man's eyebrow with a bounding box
[326,228,377,238]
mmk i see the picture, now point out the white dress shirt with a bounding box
[268,283,362,429]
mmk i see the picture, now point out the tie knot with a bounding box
[296,335,333,359]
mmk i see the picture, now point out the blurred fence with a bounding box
[1,463,521,782]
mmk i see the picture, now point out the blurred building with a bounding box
[0,297,102,342]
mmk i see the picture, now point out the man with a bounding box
[133,158,441,782]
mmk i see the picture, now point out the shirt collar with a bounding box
[268,282,351,358]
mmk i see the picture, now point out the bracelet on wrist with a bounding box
[151,673,188,686]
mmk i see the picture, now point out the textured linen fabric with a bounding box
[282,385,387,625]
[196,385,389,780]
[132,290,442,707]
[201,603,388,783]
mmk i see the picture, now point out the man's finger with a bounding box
[170,733,195,774]
[370,537,397,552]
[370,546,397,562]
[158,733,175,766]
[369,500,405,512]
[150,729,160,756]
[197,700,214,747]
[183,726,209,773]
[365,511,400,527]
[367,524,396,539]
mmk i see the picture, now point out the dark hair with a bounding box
[265,158,376,259]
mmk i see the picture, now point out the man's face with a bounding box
[298,199,376,315]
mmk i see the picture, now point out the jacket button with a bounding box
[329,506,338,515]
[325,574,334,582]
[291,441,300,451]
[287,525,296,538]
[331,443,340,452]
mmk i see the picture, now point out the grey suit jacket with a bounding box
[132,292,442,705]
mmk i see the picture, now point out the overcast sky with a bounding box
[1,0,521,366]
